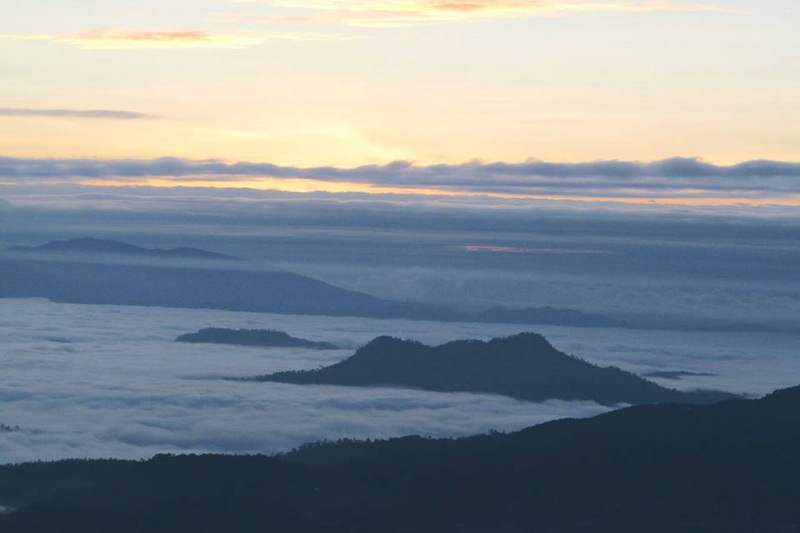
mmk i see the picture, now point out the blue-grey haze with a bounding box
[1,183,798,330]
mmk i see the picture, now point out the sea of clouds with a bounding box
[1,298,798,464]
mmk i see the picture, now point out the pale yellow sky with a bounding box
[1,0,798,168]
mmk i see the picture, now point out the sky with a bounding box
[1,0,798,329]
[1,0,798,181]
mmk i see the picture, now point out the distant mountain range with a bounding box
[0,238,423,318]
[0,384,797,532]
[5,238,239,261]
[0,238,627,328]
[254,333,733,406]
[3,238,781,332]
[176,328,338,350]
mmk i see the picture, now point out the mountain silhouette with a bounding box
[0,238,420,318]
[254,333,733,405]
[0,385,797,532]
[5,238,239,261]
[176,328,338,350]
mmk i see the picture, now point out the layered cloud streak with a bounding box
[2,155,799,201]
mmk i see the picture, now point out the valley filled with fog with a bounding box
[2,297,798,464]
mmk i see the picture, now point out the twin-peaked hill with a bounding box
[254,333,733,405]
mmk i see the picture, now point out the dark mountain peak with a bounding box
[487,331,555,351]
[361,336,424,350]
[348,333,560,368]
[5,238,239,260]
[349,336,428,361]
[363,335,405,347]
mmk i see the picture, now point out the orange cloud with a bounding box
[0,29,354,49]
[456,245,612,254]
[264,0,743,27]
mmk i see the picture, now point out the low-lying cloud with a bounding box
[1,298,798,464]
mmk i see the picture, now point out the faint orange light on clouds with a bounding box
[76,177,800,208]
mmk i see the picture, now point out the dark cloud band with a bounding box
[1,155,798,198]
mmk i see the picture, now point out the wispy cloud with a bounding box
[0,29,355,49]
[236,1,743,27]
[0,108,156,120]
[1,156,798,201]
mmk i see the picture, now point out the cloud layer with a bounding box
[2,298,797,464]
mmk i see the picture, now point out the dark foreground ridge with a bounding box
[176,328,338,350]
[0,385,798,533]
[254,333,733,406]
